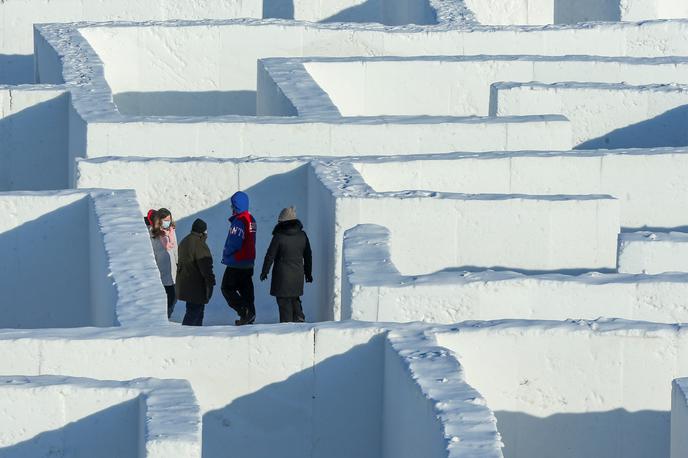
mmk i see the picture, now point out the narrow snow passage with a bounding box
[438,325,678,458]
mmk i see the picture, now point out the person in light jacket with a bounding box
[176,219,216,326]
[150,208,179,319]
[260,206,313,323]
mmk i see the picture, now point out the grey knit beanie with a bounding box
[278,206,297,222]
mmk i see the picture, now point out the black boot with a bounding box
[235,311,255,326]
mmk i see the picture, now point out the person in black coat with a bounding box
[176,219,216,326]
[260,207,313,323]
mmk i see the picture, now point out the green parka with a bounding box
[176,232,216,305]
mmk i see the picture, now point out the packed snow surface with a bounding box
[3,1,688,457]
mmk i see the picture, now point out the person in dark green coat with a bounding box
[260,207,313,323]
[176,219,216,326]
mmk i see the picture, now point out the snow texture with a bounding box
[0,376,201,457]
[4,1,688,457]
[672,378,688,458]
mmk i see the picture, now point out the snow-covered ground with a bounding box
[2,0,688,456]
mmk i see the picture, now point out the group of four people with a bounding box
[147,191,313,327]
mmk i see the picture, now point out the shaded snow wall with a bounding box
[0,88,69,191]
[437,323,688,458]
[353,149,688,230]
[0,376,202,458]
[0,190,160,329]
[76,158,330,324]
[299,57,688,117]
[0,193,92,328]
[0,326,440,458]
[491,82,688,149]
[671,378,688,458]
[343,224,688,323]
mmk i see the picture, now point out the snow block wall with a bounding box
[0,323,503,458]
[76,157,321,324]
[672,378,688,458]
[463,0,688,24]
[0,87,69,191]
[293,56,688,117]
[491,82,688,149]
[437,321,688,458]
[0,190,164,329]
[343,224,688,323]
[315,160,621,318]
[7,1,688,456]
[353,149,688,230]
[618,232,688,274]
[0,376,201,458]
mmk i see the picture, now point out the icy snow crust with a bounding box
[3,1,688,457]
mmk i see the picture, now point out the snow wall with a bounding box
[76,158,622,322]
[0,190,166,329]
[463,0,688,25]
[437,321,688,458]
[18,20,688,170]
[343,224,688,323]
[353,149,688,230]
[0,324,501,458]
[313,161,620,318]
[0,87,69,191]
[264,0,438,25]
[618,232,688,274]
[672,378,688,458]
[491,82,688,149]
[293,56,688,117]
[76,158,322,324]
[0,376,201,458]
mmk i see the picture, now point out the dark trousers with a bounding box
[164,285,177,319]
[221,267,255,319]
[182,302,205,326]
[277,297,305,323]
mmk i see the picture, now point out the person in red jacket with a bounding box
[221,191,257,326]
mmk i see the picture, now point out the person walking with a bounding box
[176,219,216,326]
[260,206,312,323]
[150,208,179,319]
[221,191,257,326]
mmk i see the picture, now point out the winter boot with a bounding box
[235,312,255,326]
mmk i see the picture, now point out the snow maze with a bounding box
[5,1,688,457]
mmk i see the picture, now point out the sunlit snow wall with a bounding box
[0,189,165,329]
[342,224,688,323]
[31,19,688,169]
[462,0,688,25]
[0,376,201,458]
[0,323,502,458]
[0,0,449,84]
[0,0,265,84]
[438,321,688,458]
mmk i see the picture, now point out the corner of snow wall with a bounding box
[86,189,168,328]
[671,378,688,458]
[33,25,65,85]
[76,158,332,324]
[0,376,201,458]
[383,326,503,458]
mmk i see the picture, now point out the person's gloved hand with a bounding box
[305,275,313,283]
[260,273,268,281]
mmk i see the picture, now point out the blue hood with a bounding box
[231,191,249,213]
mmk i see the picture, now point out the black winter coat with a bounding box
[176,232,216,305]
[261,220,313,298]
